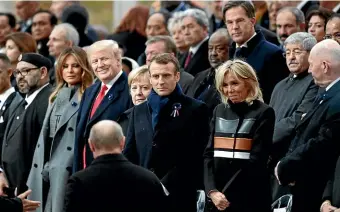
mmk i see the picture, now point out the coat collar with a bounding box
[90,153,127,166]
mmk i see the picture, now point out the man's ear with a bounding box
[88,139,95,153]
[6,68,13,77]
[67,40,73,47]
[40,67,49,79]
[120,136,126,151]
[299,23,306,32]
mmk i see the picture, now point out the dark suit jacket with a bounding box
[124,92,210,211]
[0,92,22,162]
[180,38,210,77]
[73,73,131,172]
[186,67,220,119]
[0,196,22,212]
[229,30,289,103]
[269,72,318,161]
[323,154,340,208]
[2,84,52,194]
[277,80,340,212]
[64,154,167,212]
[179,70,194,94]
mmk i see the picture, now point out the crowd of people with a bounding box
[0,0,339,212]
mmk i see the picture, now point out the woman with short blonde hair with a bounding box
[119,65,152,135]
[215,59,263,104]
[204,59,274,212]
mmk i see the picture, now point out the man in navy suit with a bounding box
[275,39,340,212]
[73,40,131,172]
[124,53,209,211]
[223,0,289,103]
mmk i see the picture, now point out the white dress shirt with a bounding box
[101,70,123,96]
[0,87,15,109]
[25,83,49,109]
[189,36,209,56]
[326,77,340,92]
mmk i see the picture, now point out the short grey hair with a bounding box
[284,32,317,51]
[168,11,184,33]
[278,7,305,24]
[54,23,80,46]
[89,120,124,150]
[88,40,121,63]
[181,8,209,31]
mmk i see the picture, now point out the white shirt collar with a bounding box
[25,83,49,109]
[326,77,340,91]
[189,36,209,56]
[101,70,123,95]
[0,87,15,109]
[236,32,257,48]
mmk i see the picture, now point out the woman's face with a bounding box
[130,75,152,105]
[308,15,326,42]
[222,72,250,103]
[5,39,21,63]
[62,55,83,86]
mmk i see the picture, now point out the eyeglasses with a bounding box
[323,33,340,40]
[283,50,306,58]
[13,67,39,77]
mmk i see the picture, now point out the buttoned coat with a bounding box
[26,88,81,212]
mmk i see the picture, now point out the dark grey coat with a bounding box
[27,88,81,212]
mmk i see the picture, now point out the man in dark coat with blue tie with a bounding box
[275,40,340,212]
[124,53,210,211]
[223,0,289,103]
[73,40,131,172]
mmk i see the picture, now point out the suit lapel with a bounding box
[6,101,27,140]
[89,75,125,123]
[82,82,101,121]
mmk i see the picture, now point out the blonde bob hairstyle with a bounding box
[49,46,94,103]
[215,59,263,104]
[127,65,150,88]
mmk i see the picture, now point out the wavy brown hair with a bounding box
[49,46,94,103]
[4,32,37,53]
[115,5,149,37]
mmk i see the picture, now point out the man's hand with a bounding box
[275,161,281,185]
[18,190,41,212]
[321,201,337,212]
[0,172,8,196]
[210,191,230,211]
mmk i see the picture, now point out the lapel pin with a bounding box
[108,94,113,100]
[71,101,77,107]
[171,103,182,118]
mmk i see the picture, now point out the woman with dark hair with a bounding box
[4,32,37,69]
[307,8,333,42]
[107,5,149,61]
[26,46,93,212]
[204,60,274,212]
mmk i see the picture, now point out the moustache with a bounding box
[281,34,289,39]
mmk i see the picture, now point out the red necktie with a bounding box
[184,51,193,68]
[83,85,108,169]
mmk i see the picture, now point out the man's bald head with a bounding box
[308,39,340,87]
[88,120,124,154]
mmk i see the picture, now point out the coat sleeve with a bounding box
[272,82,318,158]
[278,112,340,185]
[203,106,217,193]
[247,107,275,170]
[322,176,334,202]
[0,197,22,212]
[123,107,138,164]
[63,176,83,212]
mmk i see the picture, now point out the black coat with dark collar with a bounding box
[124,91,210,211]
[64,154,167,212]
[73,73,131,173]
[229,30,289,103]
[277,80,340,212]
[180,38,211,77]
[2,84,52,194]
